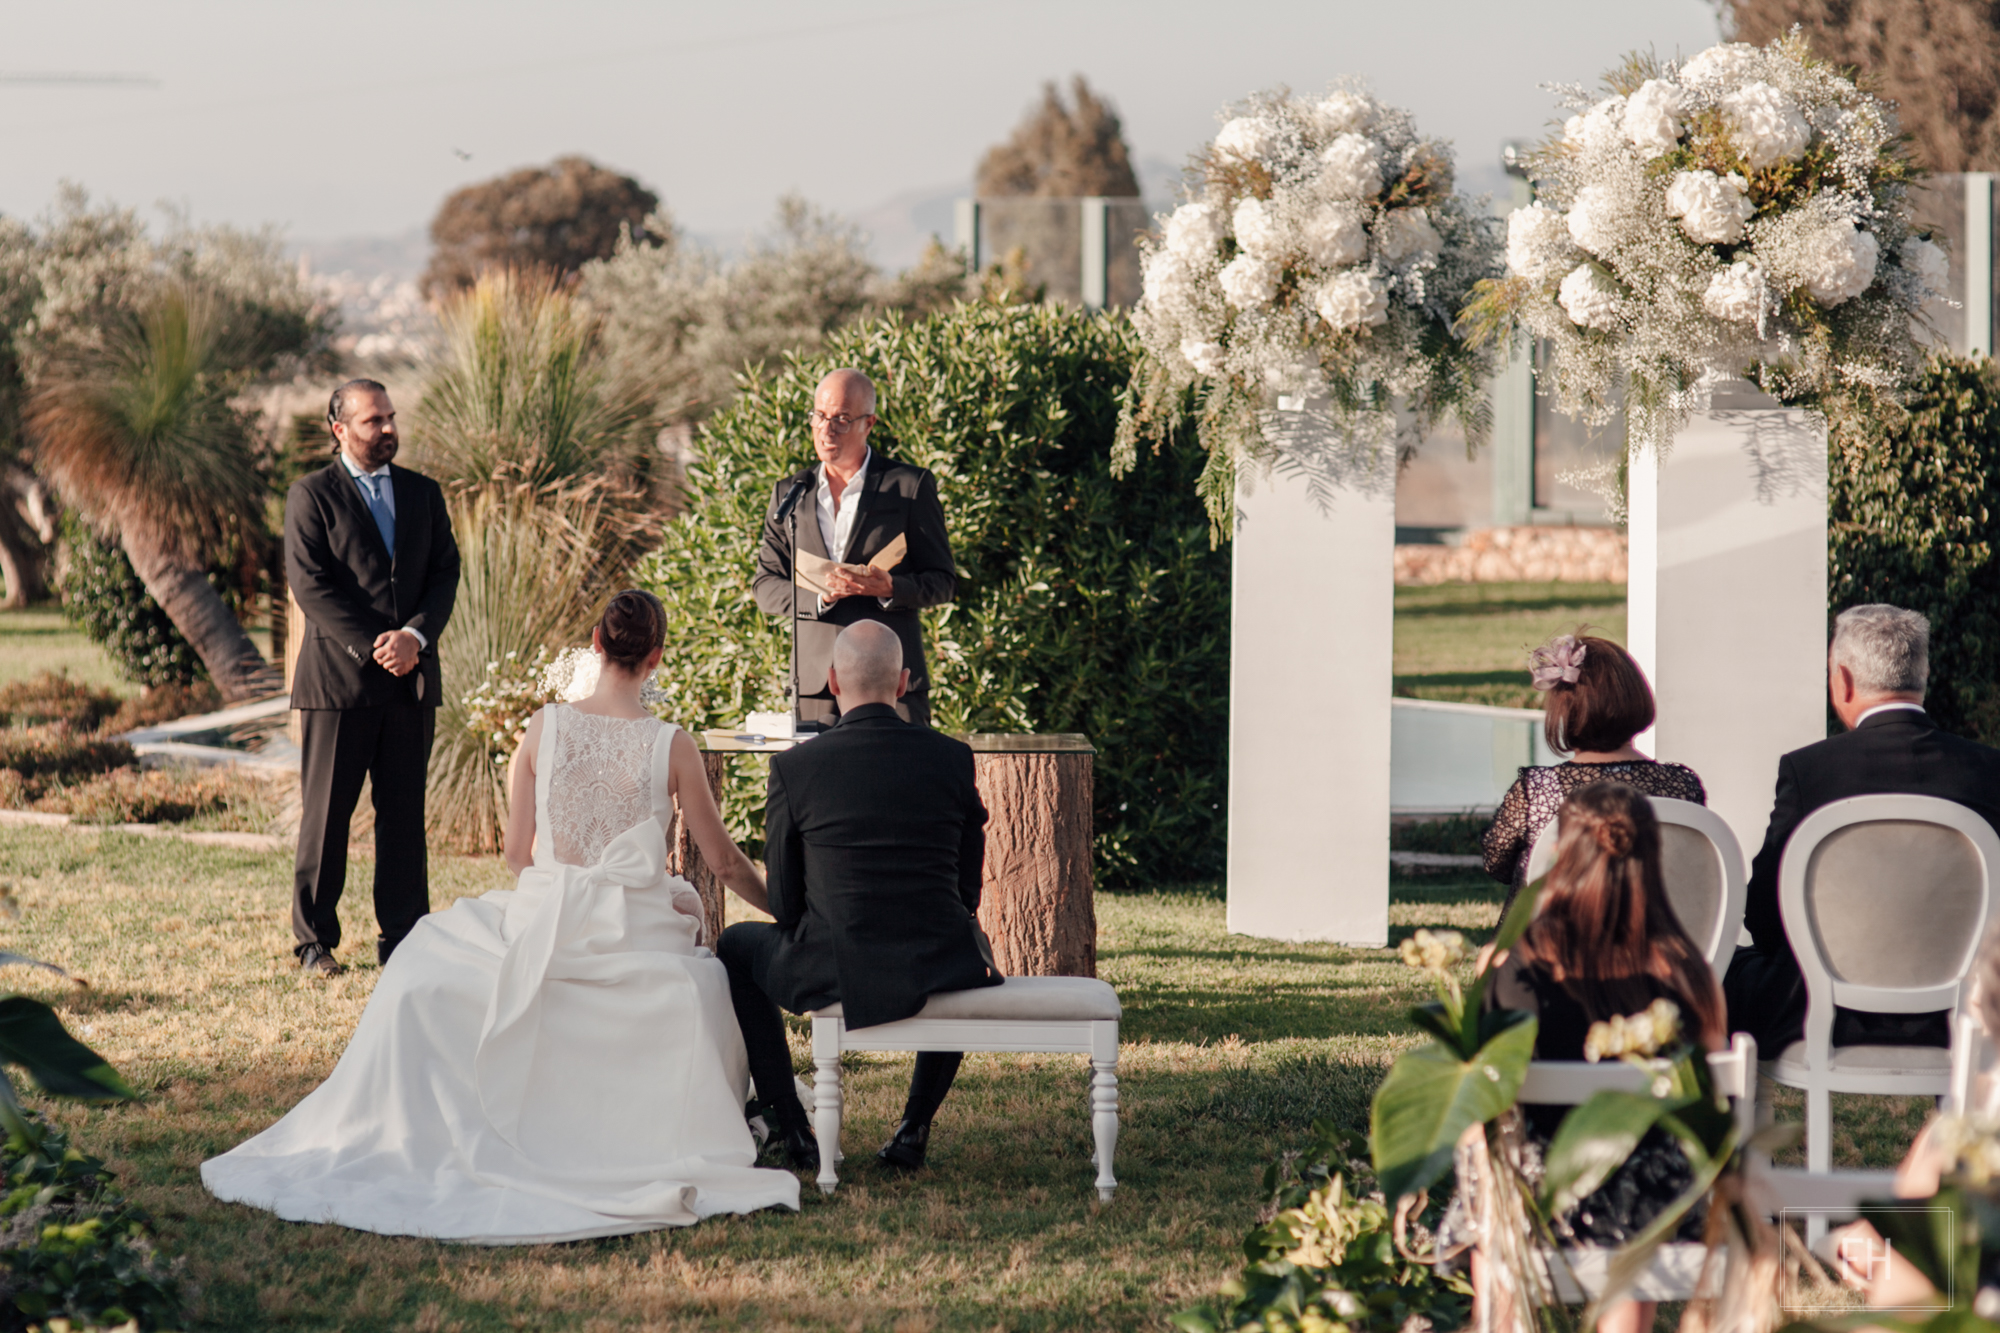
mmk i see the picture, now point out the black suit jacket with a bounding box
[752,452,955,701]
[1744,709,2000,964]
[285,461,460,710]
[759,702,998,1029]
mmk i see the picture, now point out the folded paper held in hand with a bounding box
[793,533,906,599]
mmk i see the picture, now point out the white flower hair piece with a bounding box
[540,646,601,703]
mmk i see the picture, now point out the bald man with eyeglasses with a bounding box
[753,368,956,728]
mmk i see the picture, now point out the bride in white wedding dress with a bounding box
[203,591,800,1243]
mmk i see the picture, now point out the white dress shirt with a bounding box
[1855,701,1926,726]
[813,450,891,611]
[338,452,427,649]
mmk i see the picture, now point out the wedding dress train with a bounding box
[202,706,800,1243]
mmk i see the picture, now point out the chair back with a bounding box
[1518,1033,1757,1148]
[1520,796,1746,972]
[1778,794,2000,1068]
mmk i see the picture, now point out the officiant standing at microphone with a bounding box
[753,369,956,727]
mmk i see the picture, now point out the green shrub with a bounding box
[52,517,203,690]
[0,675,121,734]
[637,302,1230,887]
[1828,354,2000,743]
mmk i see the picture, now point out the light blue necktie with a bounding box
[358,473,395,557]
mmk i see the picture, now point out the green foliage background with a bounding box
[53,515,205,688]
[636,302,1230,888]
[1828,354,2000,743]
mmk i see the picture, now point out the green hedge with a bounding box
[53,518,205,689]
[637,303,1230,888]
[1829,354,2000,743]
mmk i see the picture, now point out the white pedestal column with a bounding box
[1226,415,1395,944]
[1626,383,1828,857]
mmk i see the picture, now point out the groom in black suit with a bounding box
[285,380,459,975]
[1724,604,2000,1052]
[718,621,999,1172]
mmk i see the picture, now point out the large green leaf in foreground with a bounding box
[1371,1017,1538,1202]
[0,995,137,1101]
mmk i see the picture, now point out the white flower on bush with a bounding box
[1165,202,1228,259]
[1315,269,1389,330]
[1377,209,1443,264]
[1215,116,1278,161]
[1565,185,1620,256]
[1315,91,1377,137]
[1302,209,1368,268]
[1624,79,1687,156]
[1232,197,1287,259]
[1506,202,1572,282]
[1180,338,1228,377]
[1802,222,1880,305]
[1558,263,1622,330]
[1563,97,1626,152]
[1320,133,1384,200]
[1703,260,1769,323]
[1680,43,1759,87]
[1218,252,1281,309]
[1723,81,1811,168]
[1142,249,1194,308]
[1902,236,1950,295]
[1665,170,1754,244]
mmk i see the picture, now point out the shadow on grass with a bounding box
[1394,590,1626,619]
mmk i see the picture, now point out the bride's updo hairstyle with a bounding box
[1530,631,1656,755]
[596,590,666,671]
[1510,782,1725,1049]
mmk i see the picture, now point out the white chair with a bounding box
[1523,796,1747,972]
[1762,794,2000,1177]
[1519,1034,1756,1302]
[808,976,1122,1200]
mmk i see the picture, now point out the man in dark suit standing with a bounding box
[752,368,956,727]
[718,621,999,1172]
[285,379,460,976]
[1724,604,2000,1052]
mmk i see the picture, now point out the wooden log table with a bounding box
[674,732,1096,977]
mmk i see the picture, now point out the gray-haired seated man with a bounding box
[1723,604,2000,1055]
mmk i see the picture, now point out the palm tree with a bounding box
[27,285,281,701]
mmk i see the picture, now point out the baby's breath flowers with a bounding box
[461,648,555,762]
[1116,84,1503,537]
[1582,998,1684,1063]
[1465,32,1938,455]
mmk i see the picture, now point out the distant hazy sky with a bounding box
[2,0,1720,251]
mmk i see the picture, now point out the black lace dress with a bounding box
[1482,760,1706,919]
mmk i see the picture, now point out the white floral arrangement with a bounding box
[461,645,669,761]
[1114,86,1504,536]
[1467,35,1942,453]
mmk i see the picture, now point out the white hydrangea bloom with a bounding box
[1624,79,1687,156]
[1902,236,1949,294]
[1214,116,1278,161]
[1315,269,1389,330]
[1723,81,1811,169]
[1218,252,1281,309]
[1665,170,1754,245]
[1301,209,1368,268]
[1164,202,1228,259]
[1377,209,1443,264]
[1563,97,1626,152]
[1319,133,1385,200]
[1180,338,1227,377]
[1802,223,1879,304]
[1506,203,1572,282]
[1558,264,1622,330]
[1703,261,1769,323]
[1315,91,1378,137]
[1565,185,1620,256]
[1232,197,1287,259]
[1142,249,1194,308]
[1680,43,1759,87]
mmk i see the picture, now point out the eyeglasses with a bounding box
[809,409,874,436]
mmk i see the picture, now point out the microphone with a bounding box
[773,471,814,523]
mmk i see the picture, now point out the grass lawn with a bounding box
[0,605,132,695]
[1394,581,1627,709]
[0,830,1929,1331]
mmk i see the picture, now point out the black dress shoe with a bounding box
[298,944,345,977]
[876,1119,930,1170]
[781,1124,820,1173]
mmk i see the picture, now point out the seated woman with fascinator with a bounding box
[1481,632,1706,918]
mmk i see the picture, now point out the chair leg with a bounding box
[1807,1086,1832,1175]
[811,1020,843,1195]
[1090,1056,1119,1202]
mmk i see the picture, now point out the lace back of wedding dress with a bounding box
[539,706,668,868]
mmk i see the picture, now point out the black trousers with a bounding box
[717,922,960,1134]
[293,705,435,963]
[1723,945,1949,1053]
[797,690,930,729]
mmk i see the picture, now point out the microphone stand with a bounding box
[774,472,822,738]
